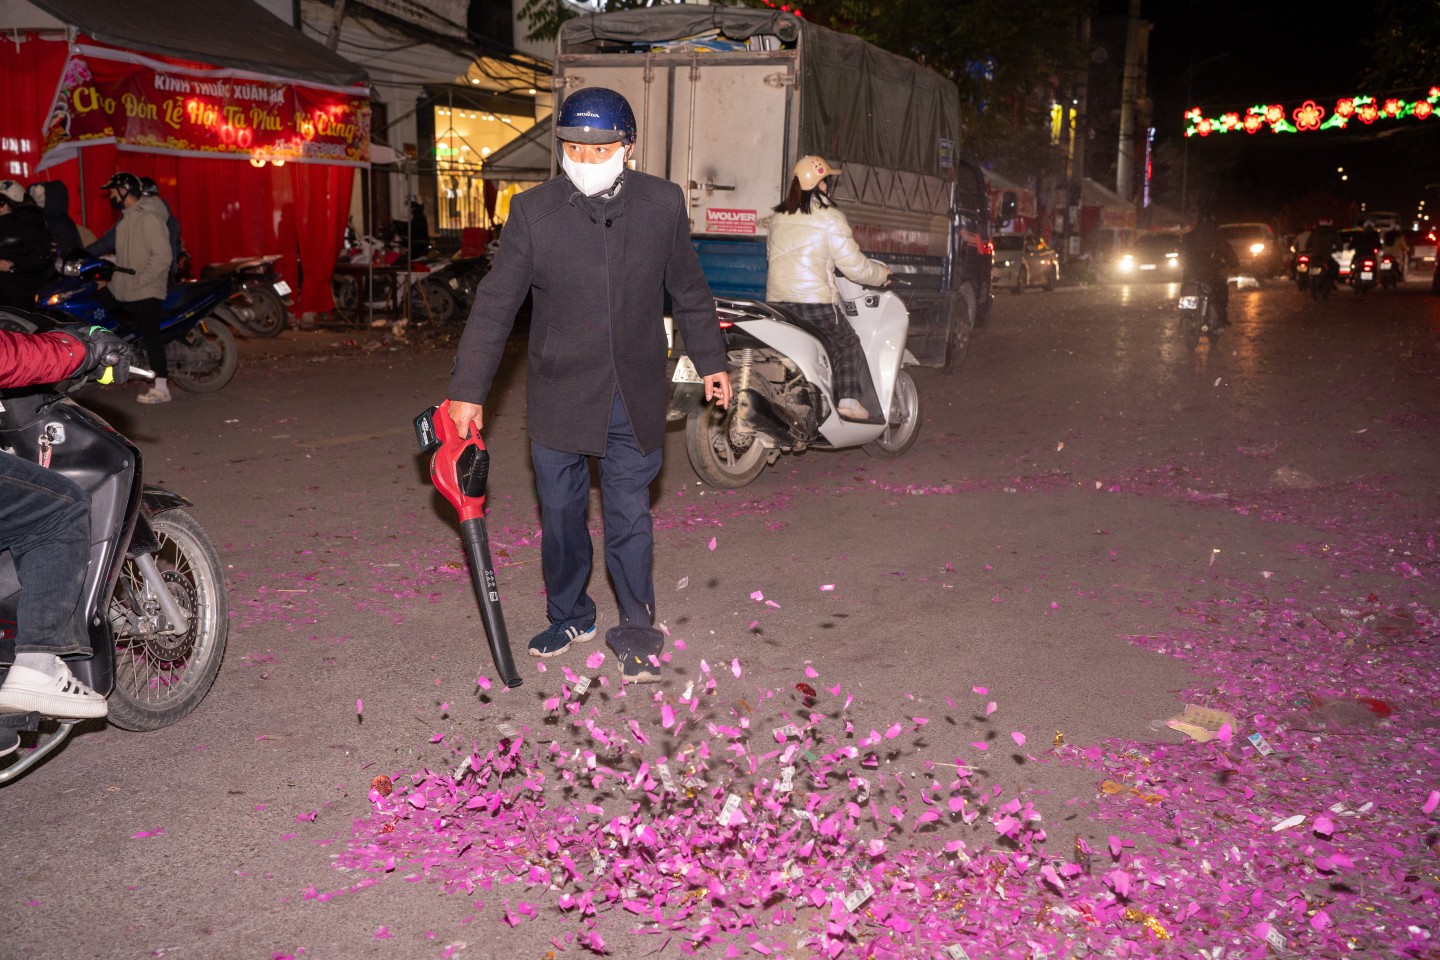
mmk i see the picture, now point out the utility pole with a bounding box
[325,0,349,51]
[1115,0,1140,201]
[1064,16,1090,262]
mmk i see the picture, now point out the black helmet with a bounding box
[101,172,142,198]
[138,176,160,197]
[555,87,636,145]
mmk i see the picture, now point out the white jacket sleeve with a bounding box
[822,208,889,287]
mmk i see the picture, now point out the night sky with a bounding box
[1137,0,1436,226]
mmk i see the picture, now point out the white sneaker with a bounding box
[137,388,172,404]
[0,657,108,719]
[837,398,871,420]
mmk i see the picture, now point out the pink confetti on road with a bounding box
[585,651,606,670]
[820,584,834,591]
[749,590,764,602]
[971,686,988,695]
[1011,731,1026,747]
[708,537,717,551]
[1425,790,1440,815]
[130,829,165,839]
[356,698,363,716]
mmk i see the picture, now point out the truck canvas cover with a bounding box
[558,8,961,185]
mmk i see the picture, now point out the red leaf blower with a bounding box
[414,401,522,689]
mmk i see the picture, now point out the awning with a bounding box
[482,115,553,183]
[28,0,366,87]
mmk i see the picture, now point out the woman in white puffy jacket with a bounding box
[766,155,890,420]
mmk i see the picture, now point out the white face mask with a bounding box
[562,149,626,197]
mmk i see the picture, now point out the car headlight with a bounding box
[1166,255,1179,268]
[1249,242,1265,255]
[1117,255,1134,271]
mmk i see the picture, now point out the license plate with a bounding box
[273,280,292,296]
[1361,271,1373,280]
[1308,267,1322,275]
[671,355,702,384]
[1380,261,1392,270]
[1140,264,1155,270]
[1178,296,1199,309]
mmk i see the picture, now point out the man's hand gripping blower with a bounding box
[414,401,522,689]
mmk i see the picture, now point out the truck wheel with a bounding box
[685,403,768,488]
[1012,266,1027,294]
[942,286,976,375]
[863,369,921,459]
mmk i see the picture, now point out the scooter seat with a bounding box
[162,278,231,317]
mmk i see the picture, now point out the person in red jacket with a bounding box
[0,325,131,758]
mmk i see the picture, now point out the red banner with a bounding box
[39,40,369,170]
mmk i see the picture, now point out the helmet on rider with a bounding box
[555,87,636,146]
[138,176,161,197]
[0,179,25,208]
[792,155,841,191]
[101,172,142,209]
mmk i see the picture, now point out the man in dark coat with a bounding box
[446,87,731,684]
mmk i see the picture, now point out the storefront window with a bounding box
[433,105,534,232]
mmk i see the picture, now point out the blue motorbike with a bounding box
[38,255,240,393]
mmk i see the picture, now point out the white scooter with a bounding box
[668,275,921,488]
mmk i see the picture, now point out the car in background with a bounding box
[1407,227,1437,270]
[1110,231,1183,281]
[991,233,1060,293]
[1217,222,1283,276]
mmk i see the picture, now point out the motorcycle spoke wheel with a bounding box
[685,402,768,488]
[235,285,287,338]
[1180,312,1201,350]
[107,509,228,731]
[167,320,238,393]
[863,368,922,459]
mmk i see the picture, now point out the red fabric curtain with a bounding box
[0,34,354,314]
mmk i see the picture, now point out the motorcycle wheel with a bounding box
[234,283,287,338]
[106,508,228,731]
[167,318,239,393]
[685,402,768,488]
[1180,310,1201,350]
[863,369,921,459]
[412,279,459,325]
[331,275,359,313]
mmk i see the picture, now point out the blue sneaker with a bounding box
[528,621,597,658]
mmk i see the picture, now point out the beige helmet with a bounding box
[0,179,25,206]
[792,155,840,191]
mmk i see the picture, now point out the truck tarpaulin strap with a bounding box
[37,38,371,172]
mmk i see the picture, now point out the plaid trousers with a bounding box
[773,301,866,400]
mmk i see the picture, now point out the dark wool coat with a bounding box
[447,171,727,456]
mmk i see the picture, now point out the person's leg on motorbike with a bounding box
[99,289,169,403]
[781,302,870,420]
[595,392,665,683]
[0,455,109,719]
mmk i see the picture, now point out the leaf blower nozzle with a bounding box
[415,402,522,689]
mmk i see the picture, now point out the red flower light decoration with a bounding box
[1197,118,1213,137]
[1430,86,1440,99]
[1242,114,1265,134]
[1264,104,1284,125]
[1416,101,1434,120]
[1293,99,1325,131]
[1222,112,1241,130]
[1358,102,1379,124]
[1336,98,1355,118]
[1383,98,1402,117]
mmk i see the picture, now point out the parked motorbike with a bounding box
[38,255,240,393]
[669,276,922,489]
[200,255,292,338]
[414,255,488,326]
[1177,281,1224,349]
[0,310,229,785]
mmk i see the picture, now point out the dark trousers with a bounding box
[99,289,167,378]
[0,453,91,666]
[773,301,866,399]
[530,393,663,633]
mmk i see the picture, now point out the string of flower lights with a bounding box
[1184,86,1439,137]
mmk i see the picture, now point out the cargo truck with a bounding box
[554,6,992,370]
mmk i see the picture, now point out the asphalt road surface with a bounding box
[4,273,1438,959]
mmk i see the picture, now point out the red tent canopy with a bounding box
[0,30,365,314]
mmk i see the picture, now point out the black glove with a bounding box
[60,324,132,384]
